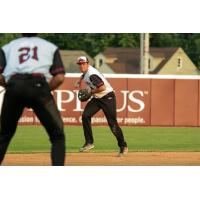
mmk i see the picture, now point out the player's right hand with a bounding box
[74,80,81,88]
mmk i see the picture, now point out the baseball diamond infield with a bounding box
[2,152,200,166]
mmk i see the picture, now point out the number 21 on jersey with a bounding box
[18,46,38,64]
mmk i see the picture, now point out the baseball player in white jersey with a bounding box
[75,56,128,156]
[0,33,66,166]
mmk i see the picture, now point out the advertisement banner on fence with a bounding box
[0,74,200,126]
[18,75,151,126]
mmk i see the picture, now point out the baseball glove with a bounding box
[78,89,92,102]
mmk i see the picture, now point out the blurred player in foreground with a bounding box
[75,56,128,156]
[0,33,66,166]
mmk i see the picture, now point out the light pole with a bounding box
[140,33,149,74]
[144,33,149,74]
[140,33,144,74]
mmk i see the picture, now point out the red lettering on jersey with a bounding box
[32,46,38,61]
[18,47,39,64]
[19,47,30,64]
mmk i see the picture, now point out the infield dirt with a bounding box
[2,152,200,166]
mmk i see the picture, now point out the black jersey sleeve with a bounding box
[0,48,6,73]
[89,74,104,88]
[50,49,65,76]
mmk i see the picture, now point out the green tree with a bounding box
[1,33,200,68]
[150,33,180,47]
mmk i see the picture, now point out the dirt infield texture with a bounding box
[2,152,200,166]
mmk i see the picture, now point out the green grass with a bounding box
[7,126,200,153]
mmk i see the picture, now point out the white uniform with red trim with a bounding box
[83,65,113,98]
[2,37,57,82]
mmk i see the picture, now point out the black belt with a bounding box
[11,73,44,78]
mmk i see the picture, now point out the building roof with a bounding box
[101,47,179,74]
[148,47,178,74]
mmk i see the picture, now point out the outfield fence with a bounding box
[1,74,200,127]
